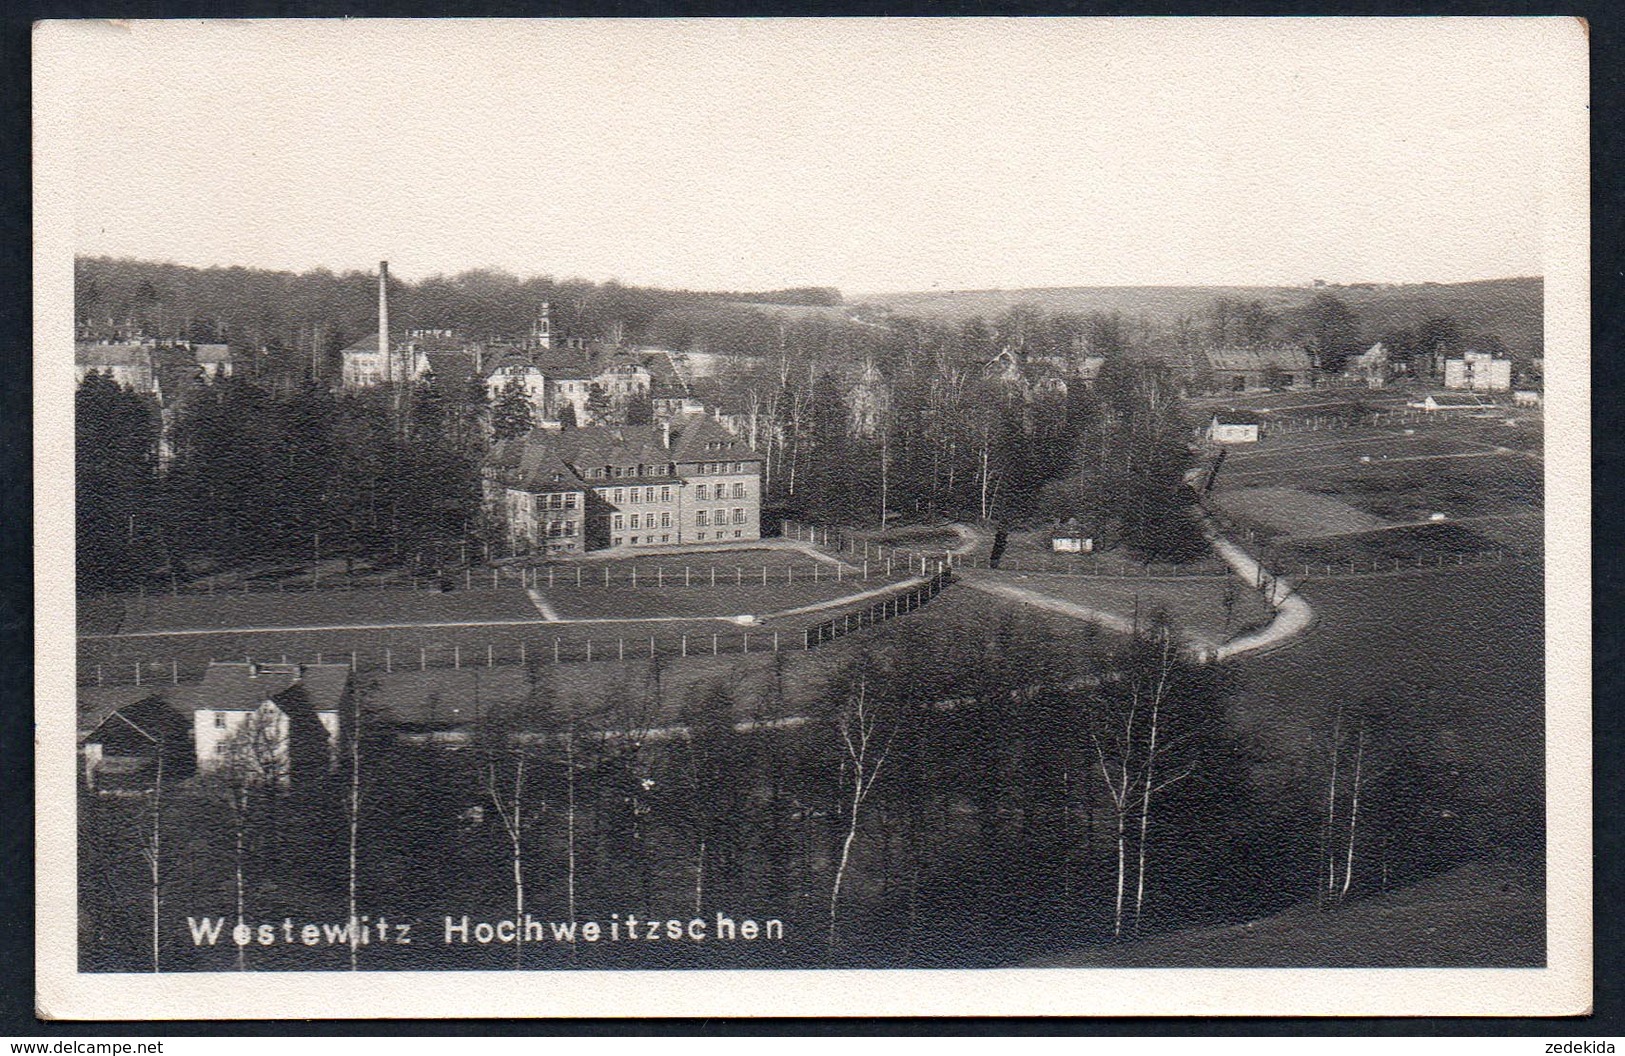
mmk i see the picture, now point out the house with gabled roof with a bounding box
[173,662,349,789]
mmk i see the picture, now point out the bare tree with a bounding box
[828,677,894,955]
[138,751,165,973]
[1131,626,1191,933]
[345,686,363,971]
[485,745,528,969]
[212,706,287,971]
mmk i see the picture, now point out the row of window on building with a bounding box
[599,485,674,506]
[582,461,752,481]
[609,508,748,531]
[613,529,747,547]
[589,482,749,506]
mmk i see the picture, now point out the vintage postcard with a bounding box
[33,17,1590,1018]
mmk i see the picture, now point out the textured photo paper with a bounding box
[33,17,1590,1018]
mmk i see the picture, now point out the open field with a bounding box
[966,569,1272,650]
[76,569,939,685]
[1232,560,1543,870]
[101,586,541,636]
[1210,413,1542,563]
[535,578,895,620]
[1210,486,1388,539]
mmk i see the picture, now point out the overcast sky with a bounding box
[55,18,1572,294]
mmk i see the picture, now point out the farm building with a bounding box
[1203,345,1315,392]
[1443,351,1513,392]
[1207,411,1262,444]
[1050,519,1095,553]
[1346,342,1390,388]
[1412,395,1495,414]
[1513,390,1543,408]
[78,687,196,793]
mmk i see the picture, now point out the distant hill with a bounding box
[856,277,1543,358]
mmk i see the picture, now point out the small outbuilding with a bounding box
[1050,518,1095,553]
[1207,411,1262,445]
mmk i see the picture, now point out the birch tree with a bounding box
[828,676,895,955]
[138,751,165,973]
[485,745,528,969]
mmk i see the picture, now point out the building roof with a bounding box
[487,435,585,492]
[532,348,597,380]
[166,662,351,714]
[340,333,382,355]
[1211,410,1262,426]
[488,414,762,491]
[75,342,150,368]
[78,686,172,740]
[193,343,233,364]
[485,349,539,377]
[421,349,482,382]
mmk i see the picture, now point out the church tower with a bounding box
[531,303,552,351]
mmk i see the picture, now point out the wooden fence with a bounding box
[78,574,956,688]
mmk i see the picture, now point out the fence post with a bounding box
[773,631,779,652]
[743,634,749,654]
[619,638,625,660]
[650,636,656,658]
[587,640,593,661]
[519,642,526,665]
[577,567,582,587]
[386,648,393,673]
[711,568,717,587]
[681,634,687,657]
[804,628,811,649]
[96,665,103,685]
[454,646,461,669]
[421,647,427,671]
[632,567,637,589]
[487,645,494,667]
[134,663,141,686]
[605,567,611,587]
[351,651,358,672]
[712,633,718,656]
[492,568,498,588]
[685,567,691,586]
[317,652,324,664]
[658,568,663,588]
[554,638,561,663]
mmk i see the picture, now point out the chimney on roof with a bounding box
[660,419,671,449]
[378,261,391,383]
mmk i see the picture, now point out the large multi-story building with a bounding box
[484,414,763,554]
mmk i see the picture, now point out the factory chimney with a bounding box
[378,260,391,383]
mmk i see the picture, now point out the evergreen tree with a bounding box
[584,383,612,427]
[625,392,654,426]
[76,372,161,593]
[490,377,535,441]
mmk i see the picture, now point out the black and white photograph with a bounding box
[32,16,1590,1018]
